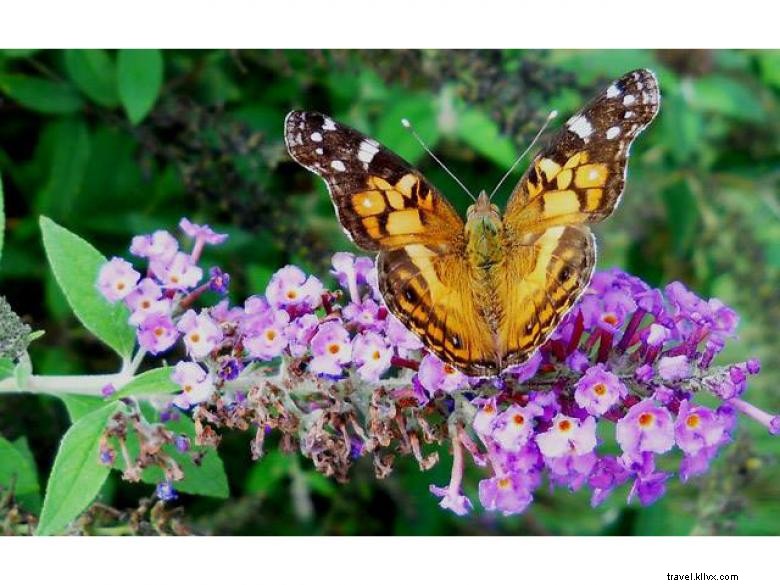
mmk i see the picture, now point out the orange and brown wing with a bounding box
[497,226,595,367]
[285,111,497,372]
[498,69,660,367]
[504,69,660,234]
[378,245,497,375]
[284,111,464,252]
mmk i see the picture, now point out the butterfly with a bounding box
[285,69,660,376]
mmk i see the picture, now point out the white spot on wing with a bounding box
[311,132,323,142]
[606,126,621,140]
[315,147,323,155]
[322,117,337,131]
[623,94,636,106]
[624,111,635,119]
[606,83,621,98]
[357,139,380,165]
[331,160,346,172]
[566,114,593,140]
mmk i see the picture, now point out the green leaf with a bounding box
[690,75,765,122]
[36,402,120,535]
[0,358,14,381]
[113,366,178,399]
[39,216,136,359]
[64,49,119,108]
[0,172,4,264]
[245,451,292,496]
[757,51,780,90]
[117,49,163,124]
[34,118,91,221]
[375,93,439,163]
[455,106,517,168]
[61,395,107,422]
[0,434,41,513]
[0,74,83,114]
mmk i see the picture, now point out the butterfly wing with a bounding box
[284,111,497,371]
[285,111,464,252]
[498,69,660,365]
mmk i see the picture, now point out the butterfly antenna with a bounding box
[488,110,558,200]
[401,118,476,202]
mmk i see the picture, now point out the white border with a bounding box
[0,536,771,583]
[1,0,778,48]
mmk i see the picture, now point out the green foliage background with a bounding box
[0,49,779,535]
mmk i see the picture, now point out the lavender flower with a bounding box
[309,321,352,376]
[96,220,775,519]
[97,257,140,302]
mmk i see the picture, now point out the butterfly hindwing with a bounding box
[497,225,595,367]
[378,245,497,374]
[284,111,464,252]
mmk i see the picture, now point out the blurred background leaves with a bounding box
[0,49,779,535]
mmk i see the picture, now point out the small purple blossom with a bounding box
[177,309,224,359]
[574,364,626,416]
[171,361,214,409]
[536,415,597,458]
[616,400,675,458]
[125,278,171,325]
[417,354,468,395]
[208,267,230,295]
[266,265,323,311]
[352,331,392,382]
[137,313,178,354]
[179,217,228,245]
[658,355,691,382]
[155,481,178,502]
[479,473,536,516]
[243,309,290,361]
[130,230,178,262]
[309,321,352,377]
[153,252,203,291]
[97,257,140,302]
[490,403,543,452]
[285,313,320,358]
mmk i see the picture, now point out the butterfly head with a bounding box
[467,190,500,222]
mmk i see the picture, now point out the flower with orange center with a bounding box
[97,257,140,302]
[491,404,543,452]
[574,363,626,416]
[177,309,224,359]
[352,331,392,382]
[616,399,674,457]
[536,414,597,458]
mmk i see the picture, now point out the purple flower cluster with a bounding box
[430,268,771,516]
[98,222,776,517]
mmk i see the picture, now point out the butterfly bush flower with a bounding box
[177,310,223,359]
[97,219,777,517]
[418,354,468,395]
[266,265,323,311]
[171,361,214,409]
[352,331,392,382]
[98,257,140,302]
[309,321,352,376]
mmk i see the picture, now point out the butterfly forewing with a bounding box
[284,111,464,251]
[504,69,660,233]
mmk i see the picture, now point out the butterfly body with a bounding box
[285,69,660,377]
